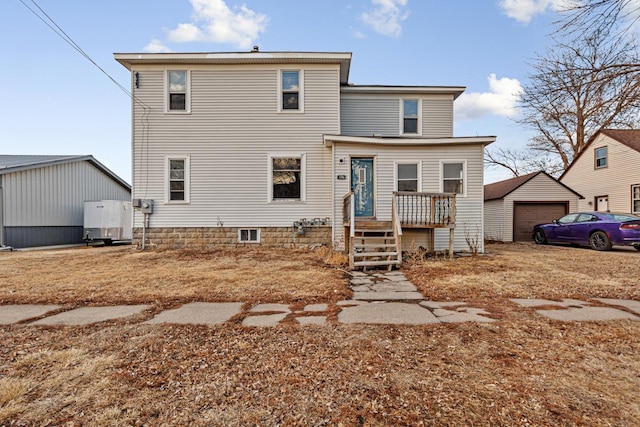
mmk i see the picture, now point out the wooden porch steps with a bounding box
[351,220,402,271]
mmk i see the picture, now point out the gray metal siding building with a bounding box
[0,155,131,248]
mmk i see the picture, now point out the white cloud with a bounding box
[350,27,367,39]
[167,0,268,49]
[144,39,172,53]
[455,74,523,120]
[498,0,576,23]
[360,0,409,37]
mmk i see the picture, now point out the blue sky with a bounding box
[2,0,570,184]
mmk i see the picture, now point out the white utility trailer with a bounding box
[83,200,132,245]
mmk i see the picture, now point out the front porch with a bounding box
[343,191,457,270]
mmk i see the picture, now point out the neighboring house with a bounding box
[560,129,640,214]
[484,171,581,242]
[0,155,131,248]
[115,49,495,266]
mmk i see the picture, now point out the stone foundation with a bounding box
[133,226,332,249]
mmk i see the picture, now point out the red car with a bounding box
[533,212,640,251]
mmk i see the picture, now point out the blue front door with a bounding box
[351,158,374,217]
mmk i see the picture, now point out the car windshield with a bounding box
[600,213,640,222]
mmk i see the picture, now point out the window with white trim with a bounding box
[633,184,640,214]
[166,156,190,203]
[280,70,303,111]
[395,162,421,192]
[167,70,189,112]
[595,146,607,169]
[238,229,260,243]
[401,99,420,135]
[269,154,305,201]
[441,161,465,195]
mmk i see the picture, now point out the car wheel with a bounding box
[533,229,547,245]
[634,245,640,252]
[589,231,612,251]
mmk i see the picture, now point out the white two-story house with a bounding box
[560,129,640,214]
[115,49,495,268]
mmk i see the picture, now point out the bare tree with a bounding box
[486,0,640,177]
[559,0,640,40]
[484,147,565,178]
[517,26,640,169]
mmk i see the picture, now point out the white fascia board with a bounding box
[323,134,496,147]
[341,85,466,99]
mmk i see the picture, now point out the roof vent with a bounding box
[251,46,259,52]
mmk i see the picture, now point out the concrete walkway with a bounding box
[1,271,639,327]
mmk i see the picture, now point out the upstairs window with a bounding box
[395,162,420,192]
[167,70,189,112]
[401,99,420,135]
[281,70,302,111]
[633,185,640,214]
[166,156,190,203]
[595,146,607,169]
[442,161,465,195]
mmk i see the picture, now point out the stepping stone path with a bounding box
[145,302,243,326]
[30,305,150,326]
[510,298,640,322]
[339,271,497,325]
[1,275,638,327]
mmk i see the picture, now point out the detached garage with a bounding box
[484,171,582,242]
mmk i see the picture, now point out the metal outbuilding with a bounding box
[0,155,131,248]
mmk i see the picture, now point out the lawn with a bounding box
[0,243,638,426]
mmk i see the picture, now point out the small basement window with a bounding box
[238,228,260,243]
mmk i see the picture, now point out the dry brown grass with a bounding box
[406,242,640,305]
[0,245,349,306]
[0,242,639,426]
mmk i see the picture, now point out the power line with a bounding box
[17,0,147,108]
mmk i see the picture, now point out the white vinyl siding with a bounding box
[130,64,340,229]
[561,134,640,212]
[1,161,130,227]
[483,199,503,242]
[488,173,578,242]
[340,93,453,137]
[332,142,486,252]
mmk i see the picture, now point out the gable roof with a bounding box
[599,129,640,153]
[0,155,131,191]
[484,171,582,201]
[560,129,640,180]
